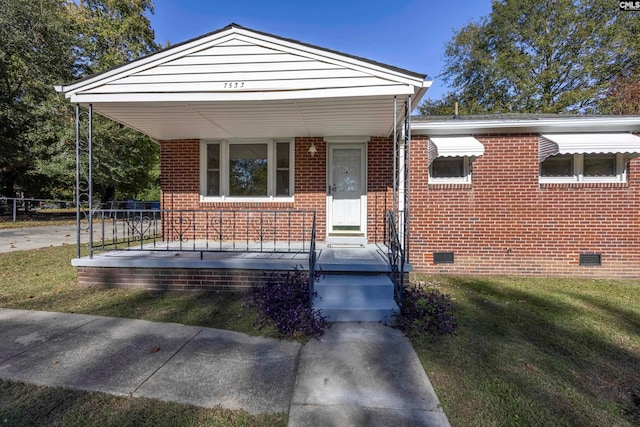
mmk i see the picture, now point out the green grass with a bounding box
[3,245,640,425]
[0,219,76,229]
[0,207,76,228]
[411,274,640,427]
[0,245,283,425]
[0,244,277,337]
[0,379,285,427]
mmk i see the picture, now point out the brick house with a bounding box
[56,24,640,319]
[411,116,640,278]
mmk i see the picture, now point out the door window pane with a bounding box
[431,157,464,178]
[583,154,616,177]
[333,149,360,192]
[229,144,268,196]
[541,154,573,177]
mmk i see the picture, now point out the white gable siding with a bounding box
[81,37,399,97]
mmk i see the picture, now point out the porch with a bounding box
[57,24,426,321]
[73,208,408,321]
[72,242,398,276]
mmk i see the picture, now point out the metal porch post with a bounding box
[75,105,80,257]
[393,96,397,215]
[405,95,411,263]
[75,104,93,258]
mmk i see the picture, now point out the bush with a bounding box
[395,282,458,337]
[244,268,329,339]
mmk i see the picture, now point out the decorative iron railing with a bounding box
[308,212,317,301]
[89,209,317,259]
[384,210,405,305]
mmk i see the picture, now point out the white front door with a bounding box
[328,144,366,235]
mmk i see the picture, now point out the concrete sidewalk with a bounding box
[0,308,449,426]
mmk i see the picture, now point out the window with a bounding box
[275,142,290,196]
[201,140,294,200]
[429,156,472,183]
[583,155,616,177]
[206,143,220,196]
[229,144,268,196]
[539,153,626,183]
[540,154,573,178]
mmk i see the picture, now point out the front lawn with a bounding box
[1,246,639,425]
[411,274,640,426]
[0,244,276,337]
[0,379,285,427]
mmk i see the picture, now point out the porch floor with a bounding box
[71,243,410,273]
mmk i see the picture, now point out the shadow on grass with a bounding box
[414,276,640,426]
[73,287,278,338]
[0,379,285,426]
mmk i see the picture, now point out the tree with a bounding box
[417,92,487,116]
[0,0,77,197]
[424,0,640,115]
[71,0,158,75]
[600,71,640,115]
[26,0,161,201]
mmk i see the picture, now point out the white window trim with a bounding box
[428,156,472,184]
[539,153,626,184]
[200,139,295,202]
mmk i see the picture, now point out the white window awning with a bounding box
[428,136,485,165]
[539,133,640,162]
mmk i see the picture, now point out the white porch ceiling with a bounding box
[94,96,407,140]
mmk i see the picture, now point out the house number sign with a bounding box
[223,82,245,88]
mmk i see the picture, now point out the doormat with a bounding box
[326,243,365,248]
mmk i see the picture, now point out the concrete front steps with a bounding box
[312,274,399,322]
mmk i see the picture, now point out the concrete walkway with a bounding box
[0,308,449,426]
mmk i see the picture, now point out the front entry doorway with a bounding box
[327,143,367,240]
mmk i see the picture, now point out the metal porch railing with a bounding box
[308,212,317,301]
[384,210,405,305]
[89,208,317,255]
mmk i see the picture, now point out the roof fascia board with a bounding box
[412,117,640,134]
[68,84,416,103]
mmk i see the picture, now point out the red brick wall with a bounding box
[78,266,291,291]
[295,137,327,238]
[159,137,392,242]
[367,136,394,243]
[160,139,200,210]
[410,134,640,278]
[158,138,323,241]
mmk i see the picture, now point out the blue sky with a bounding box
[147,0,493,101]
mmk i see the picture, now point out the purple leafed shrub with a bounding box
[395,282,458,337]
[244,268,329,339]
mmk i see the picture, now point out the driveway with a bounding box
[0,224,90,253]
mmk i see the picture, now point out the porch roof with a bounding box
[56,24,431,140]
